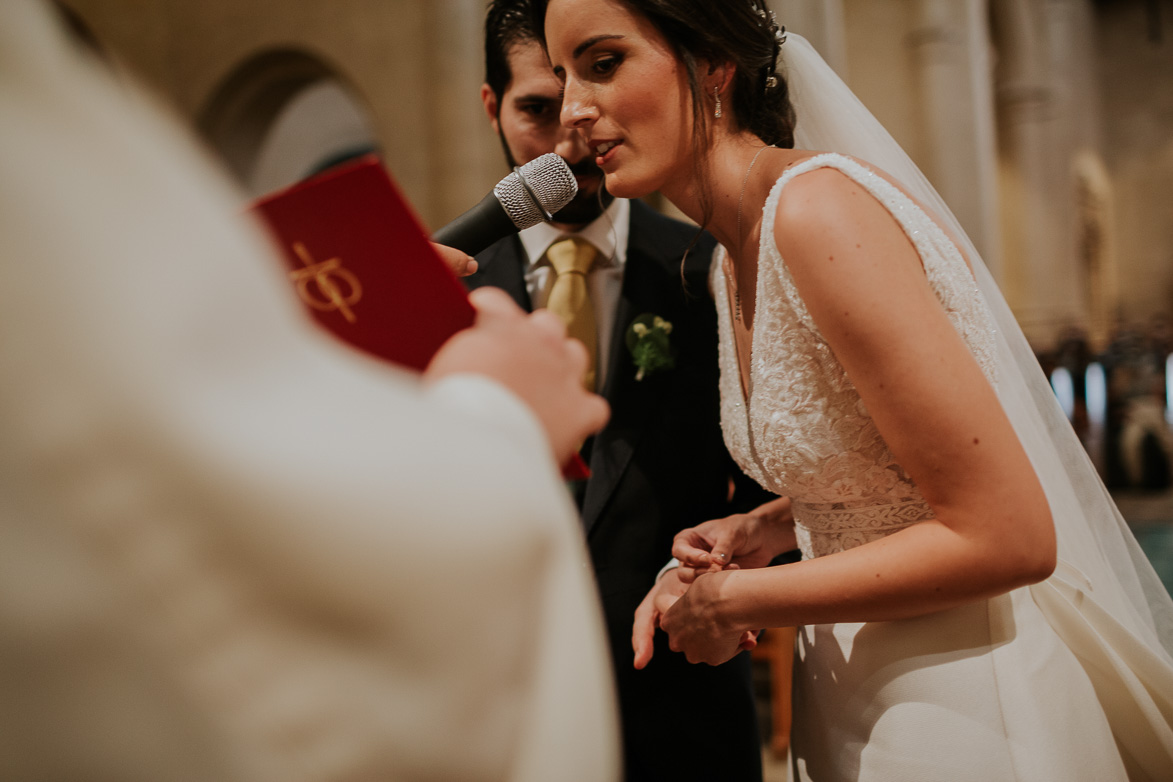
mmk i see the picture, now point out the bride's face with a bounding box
[544,0,696,199]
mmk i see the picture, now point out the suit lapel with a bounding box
[469,236,532,311]
[472,213,690,536]
[581,204,676,534]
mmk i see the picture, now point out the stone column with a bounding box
[991,0,1075,346]
[1043,0,1101,340]
[908,0,1003,276]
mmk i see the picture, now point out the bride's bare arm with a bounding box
[660,169,1055,663]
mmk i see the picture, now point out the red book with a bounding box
[250,155,589,480]
[250,155,474,372]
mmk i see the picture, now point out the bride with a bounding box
[533,0,1173,779]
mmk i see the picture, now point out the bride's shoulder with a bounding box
[771,151,887,193]
[771,148,933,226]
[769,151,971,274]
[769,153,885,231]
[770,151,925,212]
[767,154,922,277]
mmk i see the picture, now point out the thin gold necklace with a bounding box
[732,144,774,322]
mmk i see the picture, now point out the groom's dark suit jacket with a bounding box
[467,200,771,782]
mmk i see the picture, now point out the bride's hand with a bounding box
[659,569,750,666]
[673,497,795,583]
[634,568,760,669]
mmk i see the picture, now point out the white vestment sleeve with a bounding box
[0,3,618,780]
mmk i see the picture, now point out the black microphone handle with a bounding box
[432,191,521,256]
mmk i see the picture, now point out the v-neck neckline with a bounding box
[717,153,819,406]
[719,242,762,407]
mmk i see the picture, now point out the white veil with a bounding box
[780,32,1173,773]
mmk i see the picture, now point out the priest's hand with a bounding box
[431,242,478,277]
[426,287,608,465]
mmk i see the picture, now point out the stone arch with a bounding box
[198,48,379,197]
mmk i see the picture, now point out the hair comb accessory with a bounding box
[749,2,786,93]
[750,1,786,42]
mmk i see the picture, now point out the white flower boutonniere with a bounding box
[625,313,675,381]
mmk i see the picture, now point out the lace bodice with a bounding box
[713,154,998,559]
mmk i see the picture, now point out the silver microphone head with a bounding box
[493,153,579,230]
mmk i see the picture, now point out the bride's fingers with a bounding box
[707,524,749,568]
[672,532,715,567]
[737,630,759,652]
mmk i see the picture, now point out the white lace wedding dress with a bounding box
[713,153,1132,780]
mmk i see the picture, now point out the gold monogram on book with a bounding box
[288,241,364,324]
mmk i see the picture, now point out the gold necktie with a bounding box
[545,237,598,392]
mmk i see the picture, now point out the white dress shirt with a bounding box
[519,198,631,390]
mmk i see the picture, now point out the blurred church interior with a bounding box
[50,0,1173,773]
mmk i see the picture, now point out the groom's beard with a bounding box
[554,157,614,226]
[498,130,614,228]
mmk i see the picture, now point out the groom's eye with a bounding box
[519,100,555,118]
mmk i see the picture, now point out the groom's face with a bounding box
[480,40,610,228]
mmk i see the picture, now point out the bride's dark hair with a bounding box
[529,0,796,150]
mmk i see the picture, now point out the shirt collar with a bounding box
[519,197,630,273]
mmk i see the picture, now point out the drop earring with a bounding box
[714,86,723,119]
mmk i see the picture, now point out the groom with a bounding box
[462,2,774,779]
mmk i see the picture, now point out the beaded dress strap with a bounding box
[759,153,998,380]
